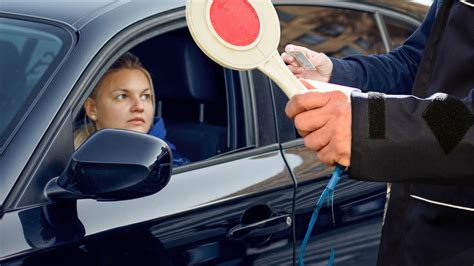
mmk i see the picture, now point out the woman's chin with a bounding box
[125,124,150,134]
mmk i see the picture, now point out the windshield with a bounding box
[0,17,70,151]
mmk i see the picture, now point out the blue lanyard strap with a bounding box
[298,164,344,266]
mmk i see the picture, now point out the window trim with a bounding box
[374,11,391,53]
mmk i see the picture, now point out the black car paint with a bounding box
[2,148,295,264]
[0,0,427,265]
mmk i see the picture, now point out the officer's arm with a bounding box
[349,89,474,184]
[329,1,438,95]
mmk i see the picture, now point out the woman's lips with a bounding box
[127,117,145,125]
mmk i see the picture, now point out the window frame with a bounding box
[70,16,267,171]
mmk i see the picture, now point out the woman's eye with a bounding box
[116,94,126,100]
[141,94,151,100]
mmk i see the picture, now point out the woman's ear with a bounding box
[84,98,97,121]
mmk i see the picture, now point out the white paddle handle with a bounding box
[258,50,307,99]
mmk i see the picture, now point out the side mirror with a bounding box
[45,129,172,201]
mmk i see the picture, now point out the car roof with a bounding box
[1,0,430,29]
[0,0,185,30]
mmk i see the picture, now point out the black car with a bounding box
[0,1,428,265]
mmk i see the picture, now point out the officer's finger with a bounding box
[281,52,296,65]
[294,108,328,132]
[315,145,336,166]
[287,64,305,75]
[285,91,331,119]
[297,129,309,138]
[303,127,331,152]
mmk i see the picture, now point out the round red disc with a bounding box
[209,0,260,46]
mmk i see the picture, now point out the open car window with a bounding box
[74,28,252,169]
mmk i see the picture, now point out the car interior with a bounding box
[131,29,229,163]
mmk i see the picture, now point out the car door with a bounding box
[0,7,297,265]
[268,1,425,265]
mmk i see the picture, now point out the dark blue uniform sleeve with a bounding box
[329,1,438,95]
[349,90,474,184]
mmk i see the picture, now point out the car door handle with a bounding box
[228,214,292,240]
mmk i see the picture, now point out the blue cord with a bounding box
[298,164,344,266]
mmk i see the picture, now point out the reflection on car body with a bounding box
[0,0,428,265]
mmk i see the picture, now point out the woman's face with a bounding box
[85,68,155,133]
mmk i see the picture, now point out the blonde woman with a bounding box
[75,52,190,166]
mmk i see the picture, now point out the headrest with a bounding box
[133,32,221,103]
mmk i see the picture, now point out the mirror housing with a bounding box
[45,129,172,201]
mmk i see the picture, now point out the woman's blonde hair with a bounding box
[74,52,155,148]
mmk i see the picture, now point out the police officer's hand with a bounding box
[281,44,333,83]
[285,81,351,167]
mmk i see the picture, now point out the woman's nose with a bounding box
[131,97,145,112]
